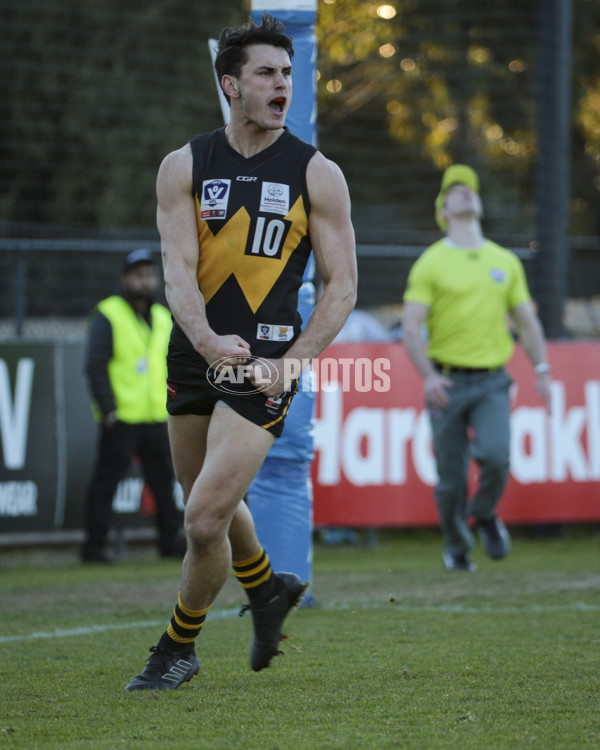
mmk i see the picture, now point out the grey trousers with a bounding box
[428,368,512,556]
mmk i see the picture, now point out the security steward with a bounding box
[81,248,185,563]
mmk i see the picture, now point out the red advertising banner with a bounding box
[312,342,600,527]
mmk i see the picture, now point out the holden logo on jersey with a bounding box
[260,182,290,215]
[206,355,279,395]
[201,179,231,219]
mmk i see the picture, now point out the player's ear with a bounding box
[221,75,240,100]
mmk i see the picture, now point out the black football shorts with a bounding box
[166,351,297,438]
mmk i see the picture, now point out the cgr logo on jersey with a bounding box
[260,182,290,215]
[201,179,231,219]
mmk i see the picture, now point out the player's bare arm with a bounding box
[157,145,251,365]
[402,301,452,410]
[293,153,357,356]
[509,301,552,410]
[250,152,357,395]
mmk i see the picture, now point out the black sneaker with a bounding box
[477,517,511,559]
[442,551,477,572]
[240,572,308,672]
[125,645,199,691]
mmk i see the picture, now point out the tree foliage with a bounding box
[1,0,599,239]
[0,0,245,235]
[316,0,599,238]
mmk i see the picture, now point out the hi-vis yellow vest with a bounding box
[95,296,172,423]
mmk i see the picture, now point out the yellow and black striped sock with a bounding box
[233,546,276,602]
[158,593,210,652]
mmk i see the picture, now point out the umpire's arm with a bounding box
[509,301,552,410]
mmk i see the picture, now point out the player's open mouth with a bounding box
[269,97,286,114]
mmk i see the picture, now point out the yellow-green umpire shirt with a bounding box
[403,238,531,368]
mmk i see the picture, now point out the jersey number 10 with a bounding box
[247,217,291,260]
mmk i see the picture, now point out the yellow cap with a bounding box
[434,164,480,231]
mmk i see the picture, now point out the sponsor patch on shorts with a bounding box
[256,323,294,342]
[265,394,283,414]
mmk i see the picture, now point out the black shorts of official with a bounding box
[166,368,297,439]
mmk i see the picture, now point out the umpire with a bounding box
[403,166,551,572]
[81,249,185,563]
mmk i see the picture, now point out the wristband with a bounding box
[533,363,551,375]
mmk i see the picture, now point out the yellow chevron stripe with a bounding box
[195,196,308,313]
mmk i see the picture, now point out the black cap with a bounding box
[123,248,154,272]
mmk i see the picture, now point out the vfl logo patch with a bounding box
[260,182,290,215]
[489,268,507,284]
[201,179,231,219]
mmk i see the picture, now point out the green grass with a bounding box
[1,528,599,749]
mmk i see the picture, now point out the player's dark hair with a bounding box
[215,13,294,102]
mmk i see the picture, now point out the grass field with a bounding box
[1,527,599,749]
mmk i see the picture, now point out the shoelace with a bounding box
[238,601,271,621]
[142,646,170,674]
[239,599,274,618]
[145,645,191,672]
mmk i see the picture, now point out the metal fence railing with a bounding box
[1,238,598,341]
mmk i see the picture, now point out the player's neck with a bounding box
[446,218,485,249]
[224,121,285,158]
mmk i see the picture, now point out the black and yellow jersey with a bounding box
[169,127,316,369]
